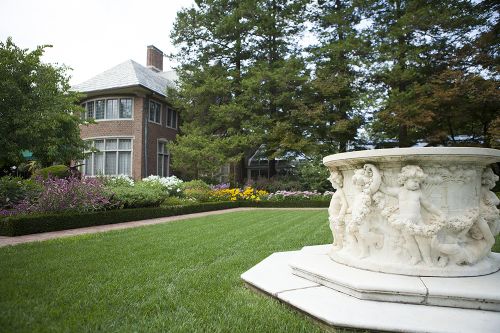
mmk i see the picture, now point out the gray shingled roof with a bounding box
[72,60,177,97]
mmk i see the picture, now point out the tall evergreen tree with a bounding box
[169,0,257,180]
[241,0,310,177]
[307,0,365,154]
[170,0,311,180]
[362,0,483,147]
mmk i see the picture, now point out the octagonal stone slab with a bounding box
[241,247,500,332]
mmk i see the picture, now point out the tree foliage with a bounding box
[307,0,366,154]
[0,38,86,169]
[363,0,498,147]
[169,0,499,180]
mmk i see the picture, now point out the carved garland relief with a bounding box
[327,163,500,269]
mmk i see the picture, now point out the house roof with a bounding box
[72,60,177,97]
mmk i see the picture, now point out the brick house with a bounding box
[72,46,178,180]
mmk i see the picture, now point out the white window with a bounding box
[166,107,178,129]
[84,138,132,176]
[149,101,162,124]
[157,141,169,177]
[82,98,133,120]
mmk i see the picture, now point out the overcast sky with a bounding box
[0,0,195,85]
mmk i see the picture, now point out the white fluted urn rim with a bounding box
[323,147,500,277]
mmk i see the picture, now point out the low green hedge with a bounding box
[241,200,329,208]
[0,200,328,236]
[0,202,240,236]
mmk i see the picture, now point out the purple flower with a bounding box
[210,183,230,190]
[1,176,111,216]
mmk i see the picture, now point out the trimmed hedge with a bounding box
[0,200,328,236]
[242,200,329,208]
[0,202,240,236]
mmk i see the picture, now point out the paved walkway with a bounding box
[0,207,325,248]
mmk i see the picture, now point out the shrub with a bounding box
[100,174,134,187]
[33,165,71,179]
[1,176,110,216]
[296,158,331,192]
[107,182,165,208]
[142,175,183,196]
[0,176,42,209]
[0,202,241,236]
[247,176,303,192]
[181,179,211,191]
[181,180,211,202]
[162,196,197,206]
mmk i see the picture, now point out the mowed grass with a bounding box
[0,210,335,333]
[1,210,499,333]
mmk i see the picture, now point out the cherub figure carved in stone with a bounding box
[380,165,444,265]
[459,167,500,262]
[328,169,348,249]
[479,167,500,237]
[348,164,383,258]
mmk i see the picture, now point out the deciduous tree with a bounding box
[0,38,86,169]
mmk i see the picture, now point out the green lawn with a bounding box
[0,210,334,333]
[1,210,499,333]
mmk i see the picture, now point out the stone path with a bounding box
[0,207,325,248]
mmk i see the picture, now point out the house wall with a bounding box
[79,92,177,180]
[145,96,177,176]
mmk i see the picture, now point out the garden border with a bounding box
[0,201,328,236]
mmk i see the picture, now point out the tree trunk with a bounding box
[398,125,410,147]
[269,158,277,178]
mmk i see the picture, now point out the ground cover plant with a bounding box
[0,210,338,333]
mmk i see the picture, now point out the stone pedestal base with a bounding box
[241,245,500,333]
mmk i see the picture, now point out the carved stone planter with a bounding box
[242,147,500,332]
[324,147,500,276]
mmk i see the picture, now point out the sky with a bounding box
[0,0,195,85]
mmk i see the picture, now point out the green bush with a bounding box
[0,176,42,209]
[34,165,70,179]
[0,202,241,236]
[249,176,303,192]
[0,200,328,236]
[107,182,166,208]
[296,158,331,192]
[181,179,211,191]
[100,175,134,187]
[162,196,196,206]
[180,180,212,202]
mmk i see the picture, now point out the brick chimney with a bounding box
[147,45,163,72]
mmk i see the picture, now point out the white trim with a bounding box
[82,96,134,121]
[83,135,136,140]
[83,137,133,177]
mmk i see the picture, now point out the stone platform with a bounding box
[241,245,500,333]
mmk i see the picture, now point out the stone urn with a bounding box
[323,147,500,276]
[242,147,500,332]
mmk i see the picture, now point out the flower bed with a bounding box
[0,175,332,236]
[266,190,333,201]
